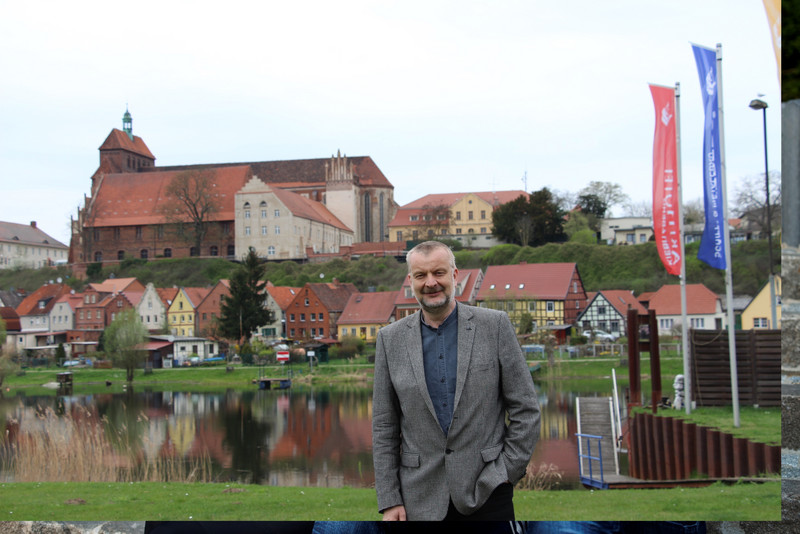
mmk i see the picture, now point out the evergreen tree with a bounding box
[491,188,566,246]
[219,249,273,345]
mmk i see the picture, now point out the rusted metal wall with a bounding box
[628,411,779,481]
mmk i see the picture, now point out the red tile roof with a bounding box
[270,187,351,231]
[156,287,180,307]
[647,284,719,315]
[338,291,399,325]
[99,129,155,159]
[307,282,359,312]
[477,263,579,300]
[89,166,252,227]
[0,307,21,331]
[182,287,212,309]
[401,190,528,209]
[15,284,71,317]
[89,277,145,294]
[593,290,648,317]
[266,285,301,311]
[154,155,393,189]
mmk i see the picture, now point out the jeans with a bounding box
[312,521,525,534]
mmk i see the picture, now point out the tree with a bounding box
[563,211,591,240]
[219,249,274,345]
[622,200,652,218]
[576,193,607,231]
[403,203,451,241]
[104,308,148,383]
[491,188,566,246]
[734,171,781,239]
[577,181,630,216]
[159,168,221,255]
[682,198,705,225]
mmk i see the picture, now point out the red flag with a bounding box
[650,84,682,275]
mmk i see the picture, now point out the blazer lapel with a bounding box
[453,302,475,413]
[405,313,439,424]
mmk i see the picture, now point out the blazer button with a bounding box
[445,448,453,454]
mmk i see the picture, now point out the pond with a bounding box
[0,383,631,489]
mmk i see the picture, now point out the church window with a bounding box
[190,247,199,257]
[210,246,218,256]
[118,250,125,260]
[157,225,164,239]
[94,229,101,242]
[227,245,235,256]
[114,228,121,239]
[94,251,102,262]
[136,226,143,240]
[164,248,172,258]
[140,249,148,259]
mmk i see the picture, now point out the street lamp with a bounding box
[748,98,778,329]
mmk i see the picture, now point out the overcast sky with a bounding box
[0,0,781,245]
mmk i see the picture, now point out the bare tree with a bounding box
[404,203,451,241]
[159,169,221,254]
[578,181,630,216]
[734,171,781,238]
[682,198,705,225]
[621,200,652,218]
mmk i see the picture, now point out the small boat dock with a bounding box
[253,377,291,390]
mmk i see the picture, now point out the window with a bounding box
[275,226,280,235]
[480,227,487,234]
[597,306,606,315]
[304,298,310,306]
[157,225,164,239]
[318,312,324,321]
[310,313,315,322]
[94,229,101,242]
[96,310,102,319]
[210,246,218,256]
[753,317,769,328]
[319,327,324,336]
[300,313,306,321]
[290,329,295,337]
[528,301,536,312]
[190,247,199,257]
[456,228,462,234]
[690,318,706,328]
[311,328,316,337]
[480,210,486,219]
[274,209,280,217]
[244,209,251,219]
[268,246,275,256]
[290,314,295,322]
[626,233,635,243]
[370,326,376,337]
[546,301,555,312]
[227,245,235,256]
[114,228,121,240]
[164,248,172,258]
[222,222,231,235]
[245,226,251,236]
[117,299,123,307]
[261,226,267,235]
[118,250,125,260]
[94,251,102,262]
[610,320,620,331]
[639,234,647,243]
[396,231,403,241]
[659,318,674,329]
[410,215,418,221]
[136,226,143,240]
[468,211,474,220]
[456,212,461,220]
[140,249,148,259]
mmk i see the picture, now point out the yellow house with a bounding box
[387,190,527,248]
[336,291,398,343]
[167,287,210,337]
[741,276,781,329]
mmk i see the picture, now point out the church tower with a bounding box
[122,106,133,140]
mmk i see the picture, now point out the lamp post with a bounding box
[749,98,777,328]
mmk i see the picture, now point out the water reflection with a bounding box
[0,385,622,489]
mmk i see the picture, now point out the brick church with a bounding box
[69,110,397,273]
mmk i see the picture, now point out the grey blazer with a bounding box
[372,302,540,520]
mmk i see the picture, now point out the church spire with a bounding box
[122,106,133,140]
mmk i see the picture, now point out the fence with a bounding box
[690,329,781,407]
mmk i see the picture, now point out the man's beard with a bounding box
[417,286,451,313]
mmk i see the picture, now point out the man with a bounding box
[372,241,540,521]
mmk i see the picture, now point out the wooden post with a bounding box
[648,309,662,413]
[627,308,641,409]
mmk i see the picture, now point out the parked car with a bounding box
[589,330,619,342]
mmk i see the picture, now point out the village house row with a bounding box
[0,260,780,365]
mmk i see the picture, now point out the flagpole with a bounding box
[716,43,740,427]
[675,82,691,415]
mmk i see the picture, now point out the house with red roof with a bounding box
[69,286,136,354]
[476,262,587,340]
[285,281,359,341]
[256,283,301,341]
[337,291,399,342]
[196,280,231,338]
[642,283,725,335]
[394,268,484,320]
[235,177,354,260]
[167,287,211,337]
[15,283,71,354]
[69,112,396,274]
[388,190,528,248]
[577,290,648,339]
[135,283,177,333]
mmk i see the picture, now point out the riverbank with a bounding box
[0,480,780,521]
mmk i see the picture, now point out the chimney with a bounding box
[30,221,37,228]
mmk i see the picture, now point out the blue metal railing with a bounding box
[576,432,607,489]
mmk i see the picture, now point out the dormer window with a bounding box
[505,284,511,289]
[519,284,524,289]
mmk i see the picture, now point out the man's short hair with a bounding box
[406,241,457,272]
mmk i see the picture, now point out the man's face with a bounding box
[407,247,458,315]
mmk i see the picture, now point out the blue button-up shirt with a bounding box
[420,306,459,435]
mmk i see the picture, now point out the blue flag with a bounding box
[692,44,726,269]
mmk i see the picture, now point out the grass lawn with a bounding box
[0,481,780,521]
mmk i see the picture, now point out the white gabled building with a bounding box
[0,221,69,269]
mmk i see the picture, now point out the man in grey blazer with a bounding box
[372,241,540,521]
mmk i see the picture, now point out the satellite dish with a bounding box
[57,277,63,283]
[319,273,325,279]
